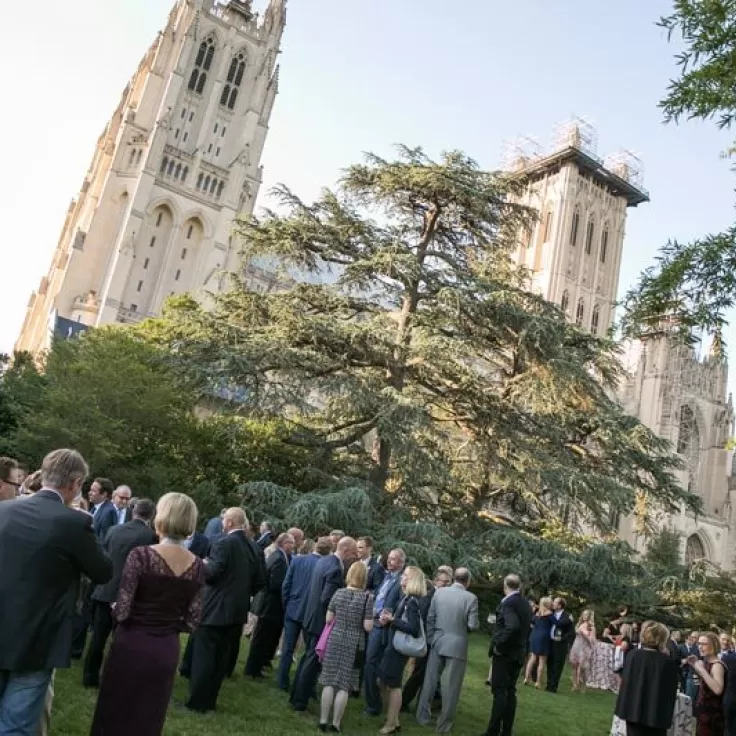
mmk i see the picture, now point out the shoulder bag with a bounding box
[392,597,427,658]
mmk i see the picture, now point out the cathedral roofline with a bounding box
[512,146,650,208]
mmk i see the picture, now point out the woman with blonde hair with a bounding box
[524,596,554,688]
[377,566,426,735]
[569,609,596,692]
[91,493,205,736]
[615,621,679,736]
[318,559,374,732]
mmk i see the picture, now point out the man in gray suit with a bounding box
[416,568,479,733]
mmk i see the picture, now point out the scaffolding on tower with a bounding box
[552,116,600,161]
[501,136,541,172]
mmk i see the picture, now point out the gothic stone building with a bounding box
[16,0,285,354]
[508,120,736,571]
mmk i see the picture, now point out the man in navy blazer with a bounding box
[88,478,117,542]
[277,538,331,690]
[364,548,406,716]
[290,536,357,712]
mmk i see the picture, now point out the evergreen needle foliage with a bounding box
[140,146,695,603]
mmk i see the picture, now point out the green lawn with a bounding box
[52,635,616,734]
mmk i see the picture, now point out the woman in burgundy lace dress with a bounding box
[689,631,726,736]
[90,493,205,736]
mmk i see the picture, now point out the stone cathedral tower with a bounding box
[16,0,286,354]
[505,118,648,336]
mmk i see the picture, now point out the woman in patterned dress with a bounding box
[689,631,726,736]
[569,609,596,692]
[318,561,374,733]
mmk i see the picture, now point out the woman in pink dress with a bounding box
[569,609,596,692]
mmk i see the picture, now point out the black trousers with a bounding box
[726,706,736,736]
[245,616,283,676]
[546,641,567,693]
[71,580,93,658]
[225,625,242,678]
[290,632,319,711]
[180,635,194,678]
[626,724,666,736]
[484,655,523,736]
[82,601,114,686]
[186,624,238,713]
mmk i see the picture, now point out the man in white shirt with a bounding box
[111,485,132,525]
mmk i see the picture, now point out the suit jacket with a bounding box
[427,583,479,661]
[302,554,344,636]
[550,610,574,648]
[255,531,273,551]
[92,500,118,541]
[723,651,736,713]
[200,530,266,627]
[0,490,113,671]
[113,506,132,525]
[374,569,404,621]
[259,549,289,621]
[203,516,223,539]
[92,519,156,603]
[366,558,386,592]
[282,552,320,623]
[491,591,533,663]
[187,531,210,559]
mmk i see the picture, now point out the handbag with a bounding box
[316,619,335,663]
[392,597,427,658]
[354,592,371,669]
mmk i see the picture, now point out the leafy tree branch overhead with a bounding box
[622,1,736,348]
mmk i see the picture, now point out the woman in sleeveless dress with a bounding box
[569,609,596,692]
[524,596,553,688]
[318,561,374,732]
[90,493,205,736]
[689,631,726,736]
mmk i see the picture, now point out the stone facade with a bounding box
[509,120,736,570]
[16,0,286,354]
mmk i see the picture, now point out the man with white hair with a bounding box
[111,485,132,525]
[186,508,266,713]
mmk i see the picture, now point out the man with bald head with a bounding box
[186,508,267,713]
[417,567,479,732]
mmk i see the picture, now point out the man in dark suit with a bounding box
[82,498,156,688]
[357,536,385,592]
[290,536,358,712]
[89,478,117,541]
[186,530,210,559]
[203,509,225,540]
[278,537,330,690]
[482,574,532,736]
[186,508,266,713]
[545,596,574,694]
[0,449,112,733]
[246,532,295,678]
[255,521,274,551]
[111,485,132,526]
[364,547,406,716]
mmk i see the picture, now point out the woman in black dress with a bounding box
[615,621,679,736]
[690,631,726,736]
[377,566,426,735]
[90,493,205,736]
[524,596,553,688]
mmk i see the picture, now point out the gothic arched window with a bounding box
[204,175,211,191]
[570,211,580,246]
[600,228,609,263]
[560,290,570,315]
[543,210,553,242]
[196,172,203,190]
[217,181,224,198]
[190,38,215,94]
[591,304,600,335]
[160,157,168,174]
[129,149,137,165]
[585,219,595,255]
[685,534,706,566]
[182,166,188,183]
[175,163,182,180]
[210,178,218,195]
[575,298,585,326]
[223,52,246,110]
[677,405,701,492]
[136,150,142,165]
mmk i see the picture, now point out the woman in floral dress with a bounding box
[569,609,596,692]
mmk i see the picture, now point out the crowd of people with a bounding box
[2,450,736,736]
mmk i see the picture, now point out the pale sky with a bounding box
[2,0,735,362]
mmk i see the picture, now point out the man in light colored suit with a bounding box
[416,568,479,733]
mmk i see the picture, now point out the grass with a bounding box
[52,635,615,735]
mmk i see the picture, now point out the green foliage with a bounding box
[145,147,694,540]
[622,2,736,347]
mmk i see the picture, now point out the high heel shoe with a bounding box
[318,724,328,733]
[379,726,401,734]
